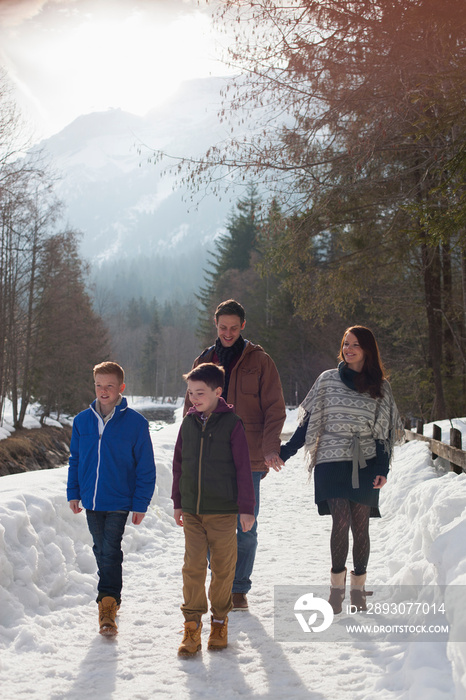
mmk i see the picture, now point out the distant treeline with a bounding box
[89,248,208,307]
[99,296,199,401]
[0,71,109,427]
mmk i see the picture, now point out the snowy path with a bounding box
[1,415,466,699]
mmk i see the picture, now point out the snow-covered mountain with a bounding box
[37,77,240,269]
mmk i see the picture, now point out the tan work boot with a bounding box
[98,596,118,636]
[328,568,347,614]
[207,616,228,650]
[178,621,202,656]
[350,571,373,611]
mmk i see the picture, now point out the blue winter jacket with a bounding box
[67,398,156,512]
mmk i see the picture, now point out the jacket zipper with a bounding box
[196,420,207,514]
[91,406,115,510]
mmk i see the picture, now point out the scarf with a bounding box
[338,360,358,391]
[215,335,244,400]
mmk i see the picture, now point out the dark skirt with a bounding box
[314,456,382,518]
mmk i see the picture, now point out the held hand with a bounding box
[69,500,82,514]
[264,452,284,472]
[174,508,184,526]
[239,514,255,532]
[373,475,387,489]
[132,512,145,525]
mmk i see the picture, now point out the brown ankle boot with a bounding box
[98,596,118,636]
[232,593,248,611]
[207,616,228,650]
[349,571,373,611]
[178,621,202,656]
[328,568,346,614]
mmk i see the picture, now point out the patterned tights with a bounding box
[327,498,371,576]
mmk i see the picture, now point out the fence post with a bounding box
[432,424,442,460]
[450,428,463,474]
[416,419,424,434]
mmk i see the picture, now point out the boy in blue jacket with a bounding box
[67,361,156,636]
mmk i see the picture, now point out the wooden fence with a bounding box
[404,419,466,474]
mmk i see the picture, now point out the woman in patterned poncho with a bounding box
[280,326,404,613]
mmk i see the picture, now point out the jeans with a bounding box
[86,510,129,604]
[233,470,265,594]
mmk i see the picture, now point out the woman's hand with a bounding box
[373,475,387,489]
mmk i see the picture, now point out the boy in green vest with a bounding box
[172,363,255,655]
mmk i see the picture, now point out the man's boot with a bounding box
[232,593,248,611]
[98,596,118,636]
[350,571,372,611]
[328,568,347,614]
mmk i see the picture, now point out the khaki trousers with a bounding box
[181,513,237,623]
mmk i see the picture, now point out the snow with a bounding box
[0,399,74,438]
[422,418,466,449]
[1,410,466,699]
[0,397,177,441]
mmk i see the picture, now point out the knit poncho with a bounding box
[299,369,404,485]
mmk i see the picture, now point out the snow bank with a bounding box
[377,439,466,698]
[422,418,466,447]
[0,398,73,442]
[0,457,176,634]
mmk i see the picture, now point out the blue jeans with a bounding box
[233,471,265,594]
[86,510,129,604]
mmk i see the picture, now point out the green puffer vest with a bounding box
[180,411,241,514]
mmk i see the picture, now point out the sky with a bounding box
[0,0,231,140]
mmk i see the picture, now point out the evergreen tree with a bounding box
[33,231,110,418]
[197,183,261,343]
[140,304,161,398]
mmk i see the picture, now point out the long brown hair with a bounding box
[338,326,386,398]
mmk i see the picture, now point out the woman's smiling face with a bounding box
[342,332,365,372]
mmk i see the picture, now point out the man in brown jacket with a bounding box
[184,299,286,610]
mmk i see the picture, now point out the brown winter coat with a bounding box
[184,340,286,471]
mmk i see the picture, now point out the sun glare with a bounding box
[0,4,224,137]
[47,11,214,115]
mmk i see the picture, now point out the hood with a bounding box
[186,395,234,417]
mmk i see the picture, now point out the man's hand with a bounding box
[373,475,387,489]
[132,512,145,525]
[265,452,284,471]
[239,514,255,532]
[174,508,184,526]
[69,500,82,514]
